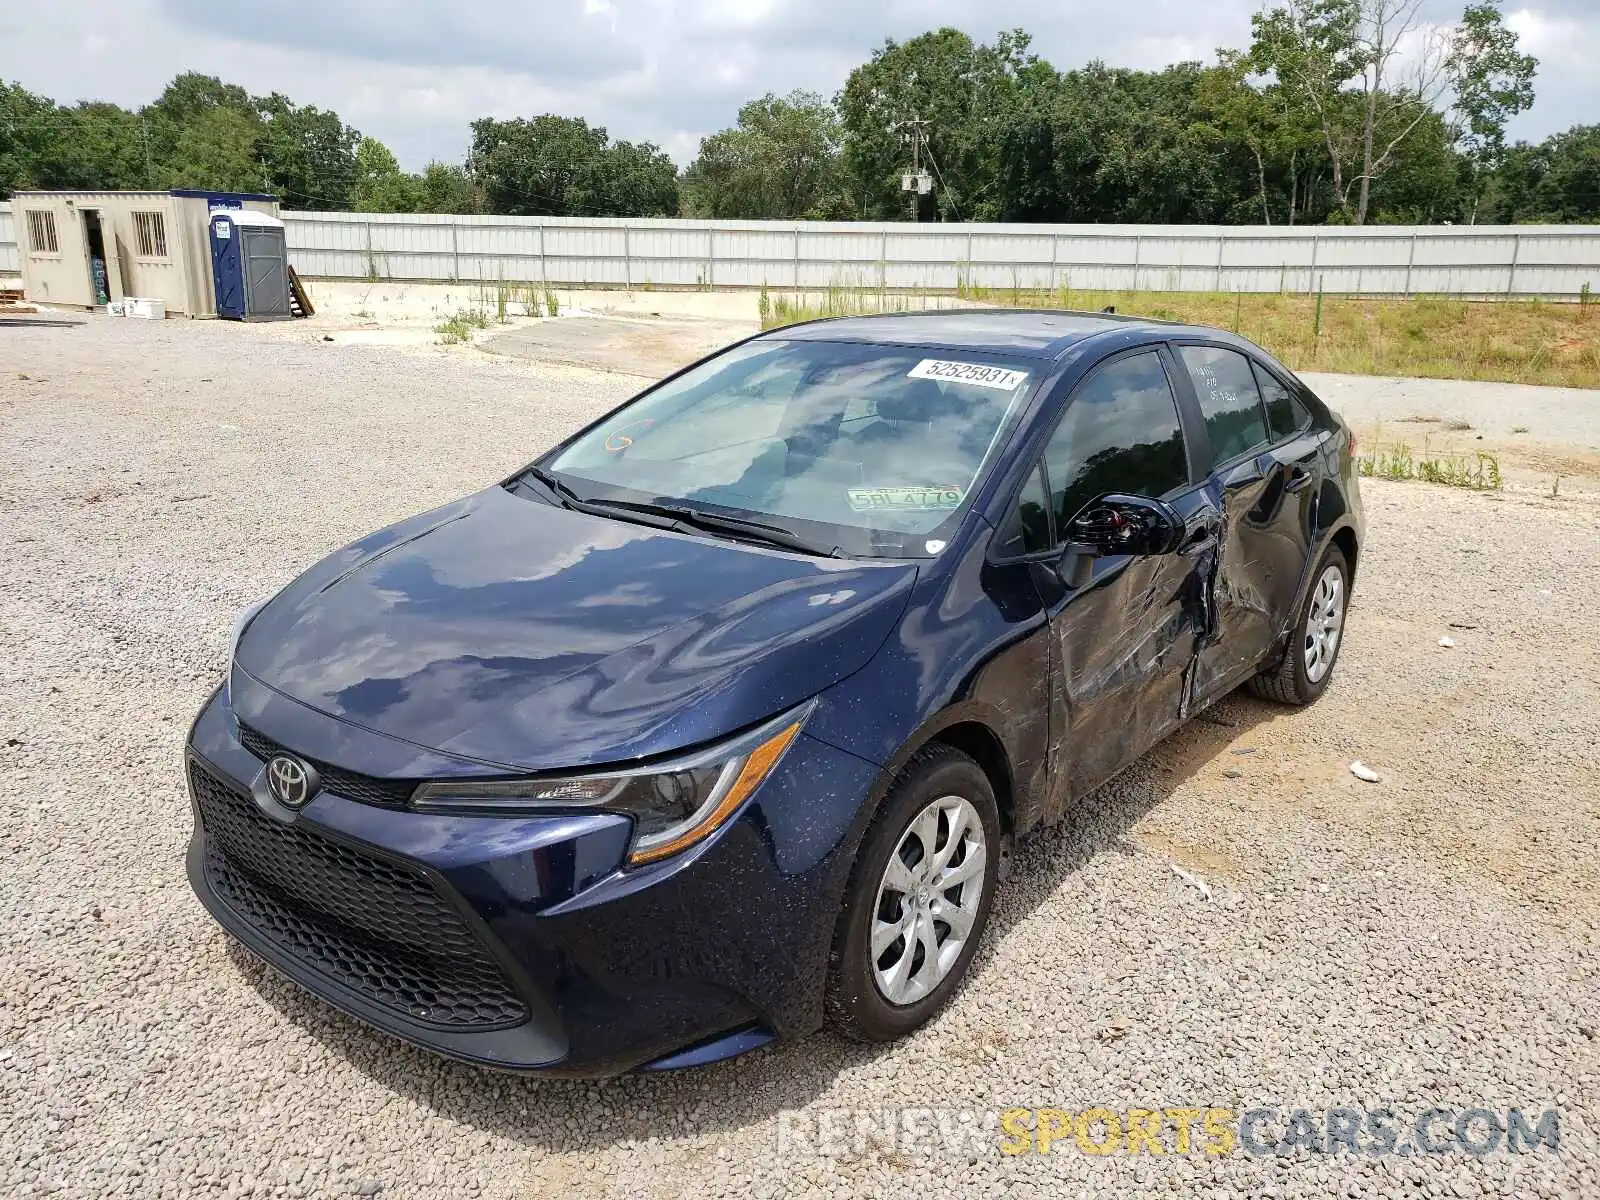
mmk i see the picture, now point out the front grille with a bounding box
[191,759,529,1029]
[238,724,416,809]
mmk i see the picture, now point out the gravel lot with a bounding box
[2,314,1598,1199]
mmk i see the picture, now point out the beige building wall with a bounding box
[15,191,279,317]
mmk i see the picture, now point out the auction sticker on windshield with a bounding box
[848,485,965,512]
[908,360,1030,391]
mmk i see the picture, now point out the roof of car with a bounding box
[773,308,1199,359]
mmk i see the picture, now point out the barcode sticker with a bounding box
[908,359,1030,391]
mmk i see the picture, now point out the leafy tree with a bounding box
[417,162,480,214]
[683,91,848,219]
[1250,0,1450,225]
[0,81,58,194]
[1000,62,1234,224]
[258,93,361,210]
[141,72,256,172]
[352,137,420,212]
[1364,108,1463,222]
[468,114,677,217]
[46,102,150,190]
[1445,2,1537,221]
[1481,126,1600,223]
[160,105,268,193]
[1198,56,1331,224]
[838,28,1041,221]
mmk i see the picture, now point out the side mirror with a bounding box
[1060,494,1184,569]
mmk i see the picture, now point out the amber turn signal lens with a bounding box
[627,722,802,866]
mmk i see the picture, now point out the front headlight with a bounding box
[410,706,810,866]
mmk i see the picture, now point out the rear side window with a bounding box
[1254,363,1312,440]
[1042,351,1188,532]
[1178,346,1270,468]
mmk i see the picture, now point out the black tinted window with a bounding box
[1254,362,1312,440]
[996,464,1052,557]
[1016,465,1051,553]
[1179,346,1270,468]
[1042,352,1188,532]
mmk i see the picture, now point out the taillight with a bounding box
[1348,430,1359,456]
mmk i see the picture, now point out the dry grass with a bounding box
[761,284,1600,390]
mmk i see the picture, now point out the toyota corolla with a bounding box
[186,310,1363,1076]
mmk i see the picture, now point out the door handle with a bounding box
[1285,466,1315,494]
[1182,520,1220,554]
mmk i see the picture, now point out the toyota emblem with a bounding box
[266,755,313,808]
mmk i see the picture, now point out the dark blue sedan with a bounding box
[186,309,1363,1076]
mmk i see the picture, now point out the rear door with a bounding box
[1031,348,1220,802]
[1172,343,1320,702]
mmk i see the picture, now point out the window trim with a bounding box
[24,209,60,257]
[989,343,1197,564]
[1250,358,1314,443]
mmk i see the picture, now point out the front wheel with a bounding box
[825,746,1000,1043]
[1249,545,1350,705]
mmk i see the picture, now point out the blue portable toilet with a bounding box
[209,209,291,320]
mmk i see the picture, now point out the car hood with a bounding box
[234,486,916,771]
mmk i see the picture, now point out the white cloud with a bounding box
[1,0,1592,171]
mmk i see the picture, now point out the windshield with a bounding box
[545,338,1037,558]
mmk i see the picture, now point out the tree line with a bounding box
[3,1,1597,226]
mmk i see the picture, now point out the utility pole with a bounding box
[892,118,933,222]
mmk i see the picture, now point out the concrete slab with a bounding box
[481,314,759,378]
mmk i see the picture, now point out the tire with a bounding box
[825,745,1001,1043]
[1249,544,1350,706]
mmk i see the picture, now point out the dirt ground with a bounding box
[1,311,1597,1199]
[276,280,1600,496]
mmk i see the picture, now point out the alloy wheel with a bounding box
[1303,564,1345,684]
[870,794,987,1007]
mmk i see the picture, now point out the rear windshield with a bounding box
[546,338,1038,557]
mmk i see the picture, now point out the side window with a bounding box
[1254,362,1312,440]
[994,465,1052,558]
[1042,351,1188,534]
[1178,346,1270,468]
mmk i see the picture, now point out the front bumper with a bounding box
[185,688,881,1077]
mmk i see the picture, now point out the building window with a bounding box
[25,210,59,255]
[134,211,169,259]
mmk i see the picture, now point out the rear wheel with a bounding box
[825,747,1000,1043]
[1249,545,1350,705]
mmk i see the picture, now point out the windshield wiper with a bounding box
[516,468,840,557]
[519,465,584,509]
[589,498,842,558]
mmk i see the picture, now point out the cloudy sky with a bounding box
[3,0,1594,169]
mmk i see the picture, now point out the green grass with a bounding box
[1357,438,1503,490]
[434,307,493,344]
[759,282,1600,389]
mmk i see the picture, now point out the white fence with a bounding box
[282,213,1600,298]
[5,201,1599,297]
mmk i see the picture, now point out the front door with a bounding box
[1036,348,1219,804]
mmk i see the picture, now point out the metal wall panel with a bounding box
[136,210,1600,299]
